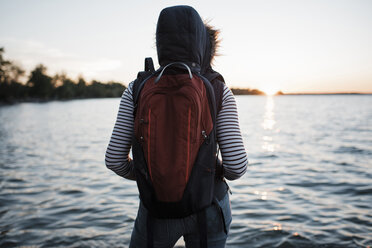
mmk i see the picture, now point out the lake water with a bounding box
[0,95,371,247]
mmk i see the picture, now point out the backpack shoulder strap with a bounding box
[211,78,225,115]
[198,73,217,126]
[132,57,156,115]
[204,67,225,84]
[144,57,155,72]
[203,69,225,115]
[203,69,229,198]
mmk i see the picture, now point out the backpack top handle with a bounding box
[155,62,193,83]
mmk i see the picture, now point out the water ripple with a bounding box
[1,96,372,247]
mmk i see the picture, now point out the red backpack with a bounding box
[135,65,213,203]
[132,58,219,218]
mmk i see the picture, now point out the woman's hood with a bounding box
[156,5,209,73]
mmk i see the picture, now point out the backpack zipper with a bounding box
[186,107,191,183]
[147,108,153,181]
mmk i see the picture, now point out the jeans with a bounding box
[129,193,232,248]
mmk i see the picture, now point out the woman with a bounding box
[105,6,248,247]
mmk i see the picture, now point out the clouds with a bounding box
[1,0,372,92]
[1,37,122,82]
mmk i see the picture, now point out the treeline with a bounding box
[1,47,271,103]
[231,88,265,95]
[0,48,126,103]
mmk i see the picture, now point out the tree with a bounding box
[76,76,87,97]
[0,47,11,84]
[0,47,130,102]
[55,77,76,99]
[0,47,28,101]
[27,64,54,98]
[0,47,24,84]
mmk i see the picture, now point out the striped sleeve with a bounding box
[105,82,136,180]
[216,85,248,180]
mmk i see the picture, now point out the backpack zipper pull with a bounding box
[202,130,210,144]
[202,130,207,139]
[140,118,148,124]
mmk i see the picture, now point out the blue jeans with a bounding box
[129,193,232,248]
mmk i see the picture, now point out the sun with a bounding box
[261,86,279,96]
[263,88,277,96]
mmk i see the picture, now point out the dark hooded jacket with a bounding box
[156,5,225,111]
[156,5,210,74]
[155,5,228,199]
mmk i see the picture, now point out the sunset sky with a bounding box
[1,0,372,93]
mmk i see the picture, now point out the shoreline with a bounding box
[1,93,371,105]
[0,96,121,105]
[279,92,371,96]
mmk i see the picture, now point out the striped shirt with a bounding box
[105,81,248,181]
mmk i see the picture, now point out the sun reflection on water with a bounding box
[254,190,269,200]
[262,96,280,152]
[262,96,276,130]
[273,223,282,231]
